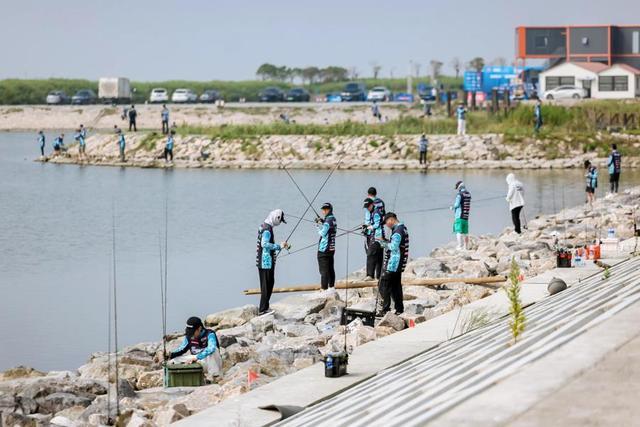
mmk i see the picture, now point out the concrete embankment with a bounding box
[42,132,640,170]
[1,188,638,426]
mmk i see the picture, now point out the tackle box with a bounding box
[341,307,375,327]
[164,363,204,387]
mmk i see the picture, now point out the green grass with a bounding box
[136,132,161,152]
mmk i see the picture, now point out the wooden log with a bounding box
[242,276,507,295]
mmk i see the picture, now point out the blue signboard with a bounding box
[463,71,482,92]
[481,66,519,95]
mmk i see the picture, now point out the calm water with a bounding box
[1,131,638,372]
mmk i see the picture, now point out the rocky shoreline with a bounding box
[42,132,640,171]
[2,188,639,426]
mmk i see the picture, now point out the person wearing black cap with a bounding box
[316,202,337,291]
[364,198,385,280]
[167,316,222,379]
[256,209,290,315]
[377,212,409,315]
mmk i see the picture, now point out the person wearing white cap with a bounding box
[451,181,471,250]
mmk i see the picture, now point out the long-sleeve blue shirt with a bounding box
[380,225,403,272]
[170,330,218,360]
[166,135,174,150]
[261,229,281,269]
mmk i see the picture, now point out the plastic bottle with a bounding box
[326,355,333,370]
[608,228,615,238]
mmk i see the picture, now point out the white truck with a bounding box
[98,77,132,104]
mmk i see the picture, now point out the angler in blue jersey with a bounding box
[418,134,428,165]
[371,101,382,122]
[608,143,622,193]
[364,198,385,280]
[75,127,87,160]
[52,133,65,157]
[456,103,467,135]
[451,180,471,250]
[584,160,598,206]
[256,209,289,315]
[316,202,337,291]
[377,212,409,315]
[114,126,126,162]
[167,316,222,379]
[37,130,45,157]
[161,104,170,134]
[164,130,175,163]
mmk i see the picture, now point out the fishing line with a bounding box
[282,156,344,249]
[344,212,350,354]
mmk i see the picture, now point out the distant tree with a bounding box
[429,60,443,80]
[274,66,289,82]
[370,61,382,79]
[290,67,303,84]
[321,66,349,83]
[256,63,278,80]
[490,57,507,67]
[348,67,359,80]
[468,57,485,72]
[413,62,422,78]
[450,57,462,78]
[302,66,321,85]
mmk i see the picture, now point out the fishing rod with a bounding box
[159,197,169,384]
[396,195,504,216]
[106,255,112,423]
[279,226,361,259]
[111,205,120,421]
[281,156,344,251]
[266,145,321,219]
[286,214,367,237]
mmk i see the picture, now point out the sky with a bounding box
[1,0,638,81]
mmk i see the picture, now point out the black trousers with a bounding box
[317,251,336,289]
[419,151,427,164]
[511,206,523,234]
[610,173,620,193]
[258,268,275,313]
[366,241,383,279]
[379,270,403,314]
[162,120,169,134]
[164,148,173,161]
[40,146,44,156]
[129,120,137,131]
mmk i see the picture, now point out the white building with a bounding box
[539,62,640,99]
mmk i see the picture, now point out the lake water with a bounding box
[1,131,638,372]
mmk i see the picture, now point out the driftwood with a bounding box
[242,276,507,295]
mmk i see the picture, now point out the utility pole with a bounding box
[407,60,413,95]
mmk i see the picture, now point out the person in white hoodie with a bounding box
[256,209,290,315]
[506,173,525,234]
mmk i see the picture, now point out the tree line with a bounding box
[256,64,351,84]
[257,57,510,85]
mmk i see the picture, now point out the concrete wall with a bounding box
[569,27,609,56]
[525,28,566,56]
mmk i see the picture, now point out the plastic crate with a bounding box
[164,363,204,387]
